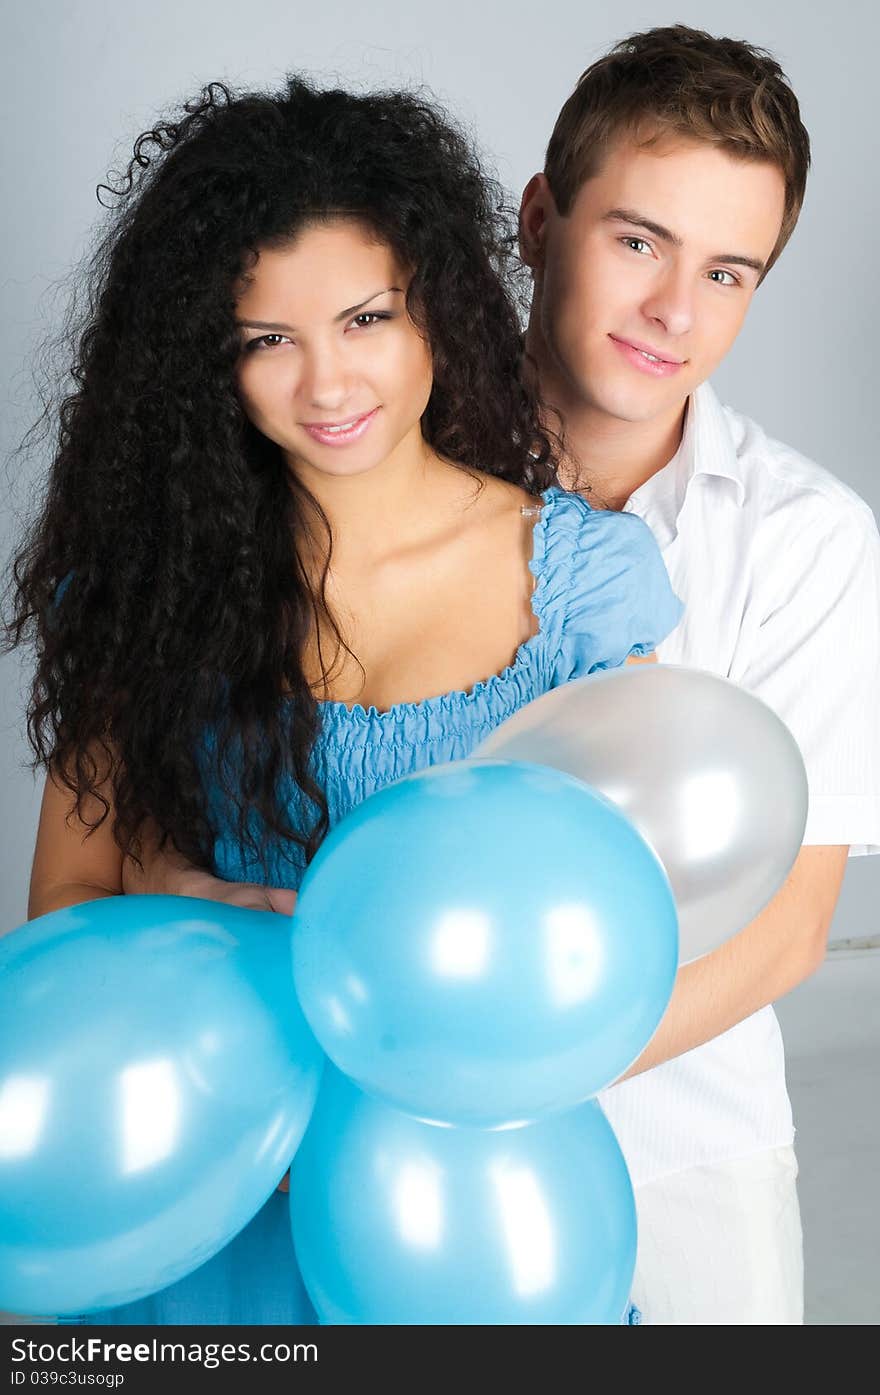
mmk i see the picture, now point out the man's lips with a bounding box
[609,335,686,378]
[301,407,379,445]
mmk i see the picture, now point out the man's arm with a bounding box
[624,492,880,1075]
[621,842,848,1077]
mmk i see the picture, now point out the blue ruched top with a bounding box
[69,484,681,1329]
[212,485,683,890]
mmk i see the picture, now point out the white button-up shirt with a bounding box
[599,381,880,1184]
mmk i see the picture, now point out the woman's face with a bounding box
[235,220,433,482]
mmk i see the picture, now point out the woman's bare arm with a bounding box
[28,763,124,919]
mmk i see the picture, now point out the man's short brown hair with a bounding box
[545,25,811,276]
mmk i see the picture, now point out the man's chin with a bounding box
[579,382,691,427]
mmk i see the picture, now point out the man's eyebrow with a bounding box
[237,286,403,334]
[603,208,683,247]
[603,208,765,275]
[707,252,766,275]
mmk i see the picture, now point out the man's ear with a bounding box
[518,173,555,269]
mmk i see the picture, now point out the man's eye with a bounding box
[708,269,738,287]
[622,237,652,255]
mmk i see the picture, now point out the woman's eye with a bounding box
[708,269,738,287]
[350,312,389,329]
[244,333,291,352]
[622,237,652,255]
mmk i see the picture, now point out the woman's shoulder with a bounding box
[467,472,542,517]
[531,486,684,681]
[534,484,664,574]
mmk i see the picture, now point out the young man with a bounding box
[518,24,880,1323]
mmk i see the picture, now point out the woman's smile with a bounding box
[300,407,380,446]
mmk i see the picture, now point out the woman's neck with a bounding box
[288,429,475,575]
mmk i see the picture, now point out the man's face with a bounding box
[522,134,787,425]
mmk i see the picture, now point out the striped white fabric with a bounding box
[599,381,880,1184]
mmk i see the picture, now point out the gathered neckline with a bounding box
[315,487,561,725]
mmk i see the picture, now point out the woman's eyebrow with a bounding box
[237,287,404,334]
[334,286,404,321]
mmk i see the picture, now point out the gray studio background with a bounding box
[1,0,878,1323]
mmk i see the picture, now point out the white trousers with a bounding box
[629,1145,804,1325]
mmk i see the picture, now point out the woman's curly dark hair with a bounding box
[5,77,558,879]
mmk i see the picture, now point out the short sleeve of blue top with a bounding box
[68,486,679,1328]
[213,485,683,891]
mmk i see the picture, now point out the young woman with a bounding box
[8,78,681,1323]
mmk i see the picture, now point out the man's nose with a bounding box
[641,265,695,339]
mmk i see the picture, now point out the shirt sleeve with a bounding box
[729,501,880,854]
[535,491,684,685]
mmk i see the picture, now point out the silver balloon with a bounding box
[474,666,808,963]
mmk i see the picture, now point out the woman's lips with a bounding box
[301,407,379,446]
[609,335,686,378]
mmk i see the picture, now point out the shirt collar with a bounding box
[678,381,747,506]
[624,381,746,542]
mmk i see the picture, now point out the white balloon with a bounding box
[475,666,808,963]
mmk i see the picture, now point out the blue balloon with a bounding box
[291,1066,636,1324]
[292,760,678,1126]
[73,1192,318,1326]
[0,895,324,1317]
